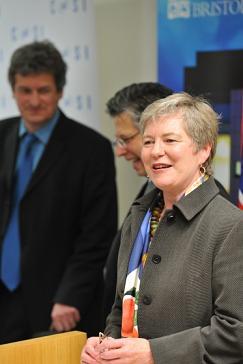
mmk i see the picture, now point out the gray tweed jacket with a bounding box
[105,177,243,363]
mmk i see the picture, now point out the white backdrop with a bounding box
[0,0,100,130]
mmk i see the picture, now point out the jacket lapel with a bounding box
[130,189,158,244]
[24,114,66,195]
[0,120,19,239]
[2,120,19,193]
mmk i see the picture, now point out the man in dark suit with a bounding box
[0,40,117,343]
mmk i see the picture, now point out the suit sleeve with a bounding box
[103,230,121,323]
[53,138,118,315]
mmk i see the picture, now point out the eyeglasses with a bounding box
[112,131,140,148]
[99,332,107,344]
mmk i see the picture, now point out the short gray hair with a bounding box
[140,92,220,175]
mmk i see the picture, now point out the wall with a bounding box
[0,0,99,129]
[94,0,157,224]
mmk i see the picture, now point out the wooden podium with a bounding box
[0,331,87,364]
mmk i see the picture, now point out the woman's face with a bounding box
[141,113,211,196]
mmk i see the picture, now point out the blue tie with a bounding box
[1,133,37,291]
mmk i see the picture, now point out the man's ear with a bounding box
[57,90,63,101]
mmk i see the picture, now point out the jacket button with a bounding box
[142,295,152,305]
[166,210,176,224]
[152,254,161,264]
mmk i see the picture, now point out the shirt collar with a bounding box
[19,109,60,144]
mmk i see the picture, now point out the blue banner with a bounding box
[157,0,243,92]
[157,0,243,202]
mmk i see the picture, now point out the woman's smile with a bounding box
[141,112,210,197]
[152,163,172,170]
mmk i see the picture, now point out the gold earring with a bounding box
[200,165,206,175]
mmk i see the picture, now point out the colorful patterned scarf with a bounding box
[121,209,151,337]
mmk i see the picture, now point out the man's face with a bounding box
[113,112,146,176]
[13,73,63,132]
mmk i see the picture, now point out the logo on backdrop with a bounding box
[167,0,243,19]
[167,0,190,19]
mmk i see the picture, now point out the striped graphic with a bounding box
[121,209,151,338]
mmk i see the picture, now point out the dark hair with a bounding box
[106,82,173,124]
[8,40,67,92]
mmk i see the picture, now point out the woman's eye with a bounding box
[166,138,176,143]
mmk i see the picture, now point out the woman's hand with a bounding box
[81,337,101,364]
[98,337,154,364]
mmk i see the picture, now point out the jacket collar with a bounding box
[174,177,219,220]
[132,176,220,221]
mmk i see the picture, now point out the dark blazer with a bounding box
[0,111,117,337]
[106,178,243,363]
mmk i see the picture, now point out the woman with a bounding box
[81,93,243,363]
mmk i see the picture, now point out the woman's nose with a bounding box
[151,140,165,158]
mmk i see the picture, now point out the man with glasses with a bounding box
[109,83,172,177]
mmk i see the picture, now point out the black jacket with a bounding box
[0,111,117,336]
